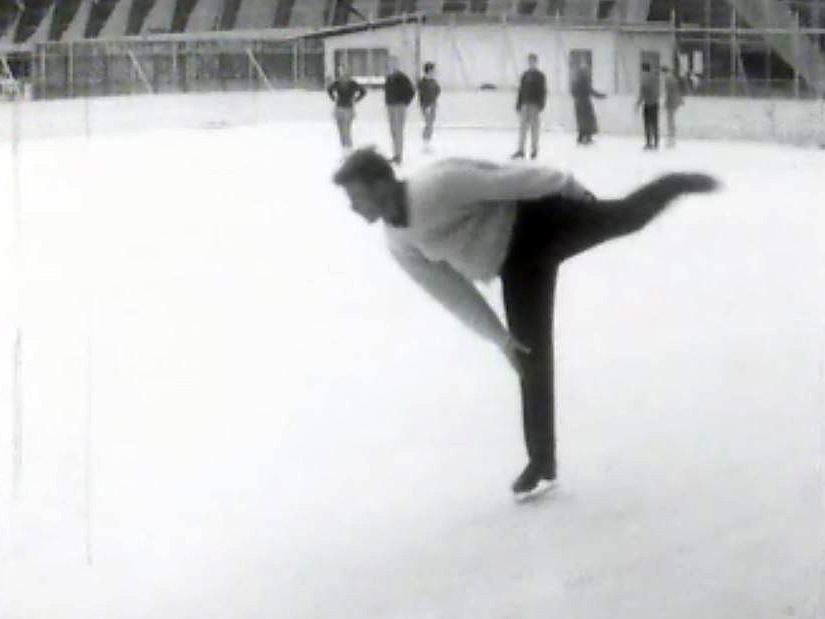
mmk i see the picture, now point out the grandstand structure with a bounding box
[0,1,821,98]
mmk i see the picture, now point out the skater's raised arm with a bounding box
[389,241,513,352]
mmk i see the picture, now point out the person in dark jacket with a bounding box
[512,53,547,160]
[333,147,718,500]
[327,64,367,151]
[384,56,416,164]
[636,63,661,150]
[417,62,441,153]
[571,62,606,145]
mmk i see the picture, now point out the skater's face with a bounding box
[344,180,385,224]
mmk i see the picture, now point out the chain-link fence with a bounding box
[30,35,325,99]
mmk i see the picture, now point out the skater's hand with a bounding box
[502,335,531,377]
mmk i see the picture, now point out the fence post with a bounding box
[68,42,74,98]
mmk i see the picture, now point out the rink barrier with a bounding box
[0,89,823,146]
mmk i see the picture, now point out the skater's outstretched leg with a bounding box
[598,173,717,236]
[510,172,717,263]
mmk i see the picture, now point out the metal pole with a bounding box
[730,7,736,96]
[794,10,800,98]
[68,42,74,98]
[171,42,179,93]
[704,0,711,91]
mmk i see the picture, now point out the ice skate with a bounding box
[511,463,557,501]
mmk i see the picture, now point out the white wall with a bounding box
[0,90,822,146]
[323,23,673,94]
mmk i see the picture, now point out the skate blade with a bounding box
[514,479,558,503]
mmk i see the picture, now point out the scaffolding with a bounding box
[2,10,824,100]
[28,32,324,100]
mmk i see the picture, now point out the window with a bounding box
[516,1,538,15]
[273,0,295,26]
[378,0,417,17]
[546,0,565,16]
[469,0,488,12]
[442,1,467,13]
[597,1,615,19]
[335,48,390,77]
[569,49,592,77]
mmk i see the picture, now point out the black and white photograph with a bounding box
[1,1,824,618]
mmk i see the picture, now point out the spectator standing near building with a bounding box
[571,62,606,145]
[636,63,661,150]
[327,64,367,151]
[512,53,547,160]
[384,56,416,165]
[417,62,441,153]
[662,67,684,147]
[332,148,717,499]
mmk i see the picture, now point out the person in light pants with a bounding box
[384,57,416,164]
[512,53,547,160]
[327,64,366,150]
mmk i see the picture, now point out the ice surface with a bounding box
[1,107,824,619]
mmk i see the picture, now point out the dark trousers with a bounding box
[500,193,674,478]
[643,103,660,147]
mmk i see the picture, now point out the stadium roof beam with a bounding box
[726,0,825,93]
[219,0,241,30]
[126,0,157,35]
[170,0,199,32]
[84,0,120,38]
[49,0,83,41]
[13,0,52,43]
[0,0,22,39]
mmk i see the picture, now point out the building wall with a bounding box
[323,22,673,93]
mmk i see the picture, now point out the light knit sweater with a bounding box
[385,158,591,349]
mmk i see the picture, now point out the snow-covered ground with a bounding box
[1,107,824,618]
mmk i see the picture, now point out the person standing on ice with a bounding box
[662,67,684,148]
[332,147,717,499]
[417,62,441,153]
[571,61,606,145]
[512,53,547,160]
[327,64,367,151]
[384,56,416,165]
[636,63,661,150]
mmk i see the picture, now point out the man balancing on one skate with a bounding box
[333,148,717,500]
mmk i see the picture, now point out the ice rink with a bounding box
[1,103,824,618]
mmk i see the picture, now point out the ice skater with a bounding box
[333,148,717,499]
[327,64,367,151]
[417,62,441,153]
[571,61,606,145]
[512,53,547,160]
[384,57,416,164]
[636,63,660,150]
[662,67,683,147]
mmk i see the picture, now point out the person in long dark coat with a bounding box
[571,64,606,145]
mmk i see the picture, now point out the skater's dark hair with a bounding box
[333,147,396,187]
[423,62,435,74]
